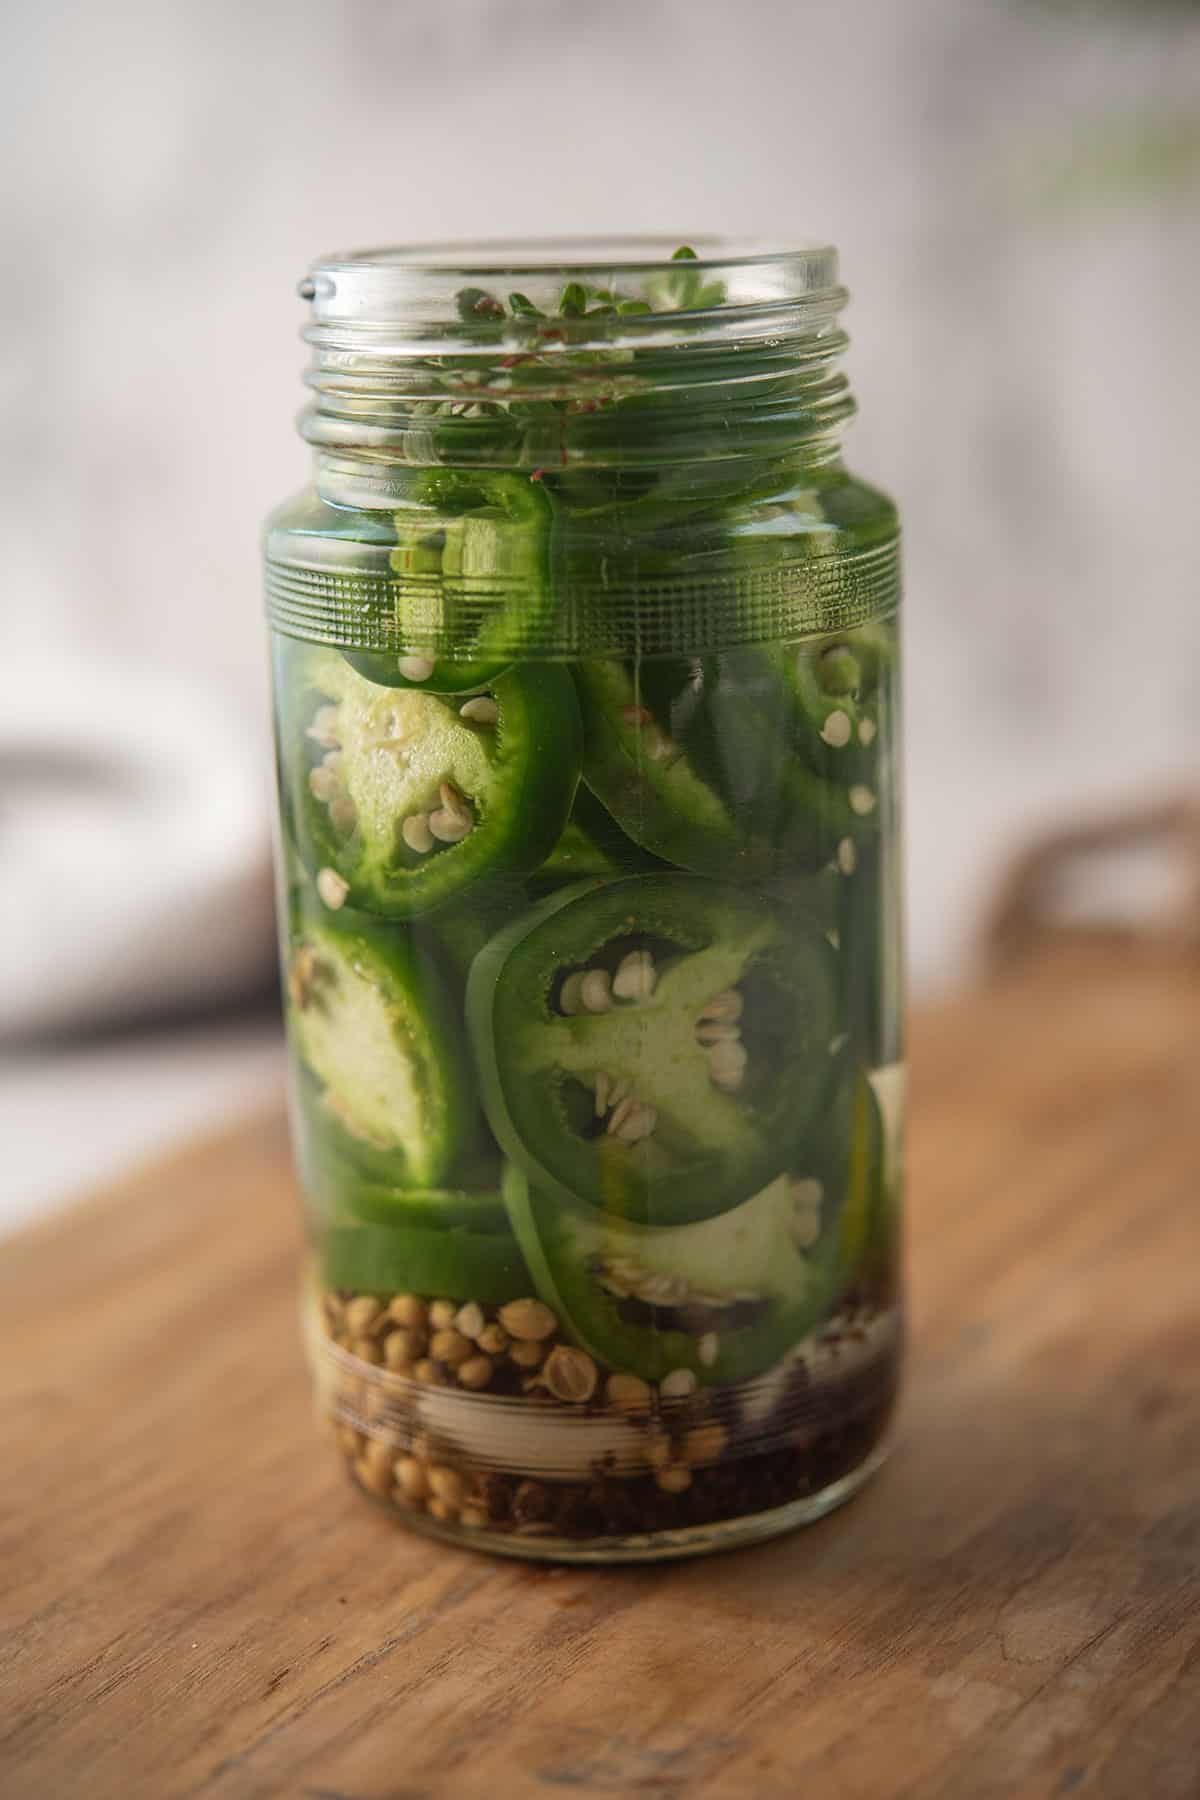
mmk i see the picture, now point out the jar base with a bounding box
[350,1439,891,1564]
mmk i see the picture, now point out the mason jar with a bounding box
[264,240,904,1561]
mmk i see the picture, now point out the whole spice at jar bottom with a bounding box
[323,1290,565,1397]
[540,1345,598,1403]
[337,1358,897,1544]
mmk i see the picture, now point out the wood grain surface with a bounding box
[3,946,1200,1799]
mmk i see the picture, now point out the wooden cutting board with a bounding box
[3,945,1199,1799]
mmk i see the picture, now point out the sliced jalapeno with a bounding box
[499,1061,890,1386]
[576,655,874,878]
[530,782,668,893]
[467,874,839,1225]
[815,1064,887,1283]
[836,839,904,1071]
[764,623,895,797]
[298,1119,510,1232]
[286,914,468,1189]
[502,1163,844,1386]
[279,643,582,918]
[325,1220,531,1303]
[345,468,554,693]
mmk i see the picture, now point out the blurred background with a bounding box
[3,0,1198,1229]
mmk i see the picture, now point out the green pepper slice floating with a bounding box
[467,874,839,1225]
[501,1062,891,1386]
[324,1220,531,1303]
[286,914,468,1189]
[575,660,745,876]
[529,782,668,893]
[345,468,554,693]
[339,1186,510,1231]
[297,1118,510,1232]
[576,655,875,879]
[814,1064,888,1285]
[502,1163,843,1385]
[759,622,895,802]
[279,642,582,919]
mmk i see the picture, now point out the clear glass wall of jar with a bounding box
[265,241,904,1561]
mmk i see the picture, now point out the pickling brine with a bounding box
[266,241,904,1560]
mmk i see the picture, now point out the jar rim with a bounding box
[304,235,835,276]
[298,237,840,317]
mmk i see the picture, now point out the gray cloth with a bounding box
[0,655,276,1038]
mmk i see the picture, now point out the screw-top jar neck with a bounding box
[297,239,855,509]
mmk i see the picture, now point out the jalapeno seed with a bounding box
[398,653,436,683]
[306,703,341,749]
[820,710,853,748]
[837,837,858,875]
[429,806,472,844]
[708,1038,748,1091]
[402,813,435,854]
[699,989,743,1023]
[849,785,877,816]
[612,949,656,1002]
[327,790,358,835]
[559,972,586,1015]
[606,1094,637,1137]
[698,1332,720,1367]
[695,1020,742,1046]
[610,1100,657,1144]
[459,697,500,725]
[660,1368,698,1400]
[317,868,350,910]
[789,1177,824,1250]
[580,968,614,1012]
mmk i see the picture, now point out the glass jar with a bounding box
[265,240,904,1562]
